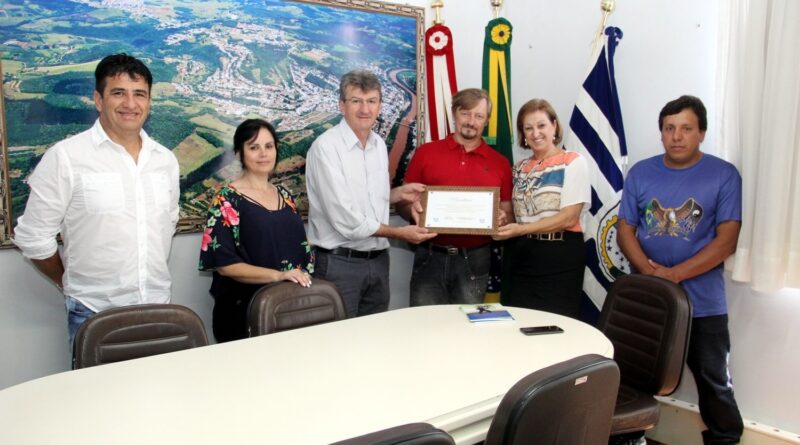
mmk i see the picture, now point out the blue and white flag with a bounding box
[562,27,630,320]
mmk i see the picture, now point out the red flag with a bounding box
[425,24,458,142]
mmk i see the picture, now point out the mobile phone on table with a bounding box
[520,325,564,335]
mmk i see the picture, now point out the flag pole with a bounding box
[592,0,617,54]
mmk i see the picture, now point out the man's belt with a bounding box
[316,246,387,259]
[424,243,489,256]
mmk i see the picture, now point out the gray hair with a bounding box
[339,70,382,102]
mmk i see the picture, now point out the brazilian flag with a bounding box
[482,17,513,302]
[482,17,513,163]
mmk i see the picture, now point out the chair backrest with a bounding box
[597,274,692,396]
[484,354,620,445]
[329,423,455,445]
[247,278,346,336]
[73,304,208,369]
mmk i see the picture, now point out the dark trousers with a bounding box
[314,250,390,318]
[212,294,251,343]
[211,278,261,343]
[687,315,744,444]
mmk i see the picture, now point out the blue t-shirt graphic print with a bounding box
[618,154,742,317]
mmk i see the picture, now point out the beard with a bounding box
[458,125,481,141]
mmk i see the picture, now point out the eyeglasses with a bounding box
[345,97,381,107]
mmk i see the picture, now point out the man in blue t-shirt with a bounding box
[618,95,744,445]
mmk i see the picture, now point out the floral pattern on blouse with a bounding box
[198,185,313,274]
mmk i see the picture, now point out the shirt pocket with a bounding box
[147,172,172,212]
[82,173,124,214]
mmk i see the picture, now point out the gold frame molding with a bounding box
[0,59,9,247]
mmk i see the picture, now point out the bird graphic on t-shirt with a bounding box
[644,198,703,239]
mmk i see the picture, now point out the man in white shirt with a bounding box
[306,70,435,318]
[13,54,180,349]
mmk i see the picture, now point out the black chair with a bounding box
[484,354,620,445]
[330,423,455,445]
[597,274,692,437]
[247,278,346,336]
[73,303,208,369]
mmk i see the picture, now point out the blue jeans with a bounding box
[314,251,390,318]
[66,296,95,352]
[687,315,743,444]
[409,244,490,306]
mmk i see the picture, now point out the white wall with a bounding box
[2,0,799,435]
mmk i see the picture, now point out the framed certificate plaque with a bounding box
[419,186,500,235]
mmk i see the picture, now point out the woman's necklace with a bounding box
[534,149,560,168]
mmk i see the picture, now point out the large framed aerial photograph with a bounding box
[0,0,425,247]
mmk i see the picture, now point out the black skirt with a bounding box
[501,231,586,319]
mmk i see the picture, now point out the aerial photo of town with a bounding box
[0,0,421,229]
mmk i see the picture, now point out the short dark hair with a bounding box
[516,98,563,147]
[658,95,707,132]
[339,70,382,102]
[95,53,153,95]
[233,118,279,169]
[452,88,493,118]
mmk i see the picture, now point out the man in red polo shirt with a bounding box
[401,88,513,306]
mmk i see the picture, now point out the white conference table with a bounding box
[0,305,612,445]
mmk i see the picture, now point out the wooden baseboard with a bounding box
[647,397,800,445]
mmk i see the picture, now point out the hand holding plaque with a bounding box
[419,186,500,235]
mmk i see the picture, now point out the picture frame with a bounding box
[0,0,426,248]
[419,186,500,235]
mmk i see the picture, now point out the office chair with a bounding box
[484,354,620,445]
[330,422,455,445]
[73,303,208,369]
[247,278,346,336]
[597,274,692,437]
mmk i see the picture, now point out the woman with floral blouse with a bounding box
[199,119,313,342]
[493,99,590,320]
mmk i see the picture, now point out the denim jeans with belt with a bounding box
[409,243,490,306]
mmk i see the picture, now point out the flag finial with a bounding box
[593,0,617,54]
[491,0,503,19]
[431,0,444,25]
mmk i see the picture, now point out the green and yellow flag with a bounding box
[482,17,513,303]
[482,17,513,163]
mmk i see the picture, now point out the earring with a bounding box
[523,139,529,148]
